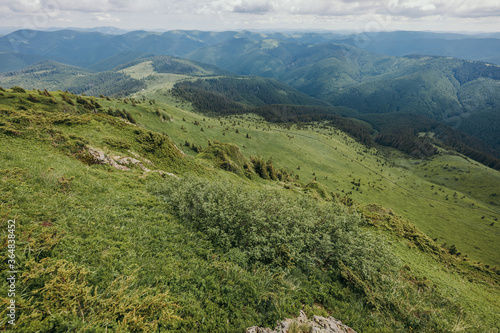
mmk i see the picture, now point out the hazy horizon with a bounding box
[0,0,499,35]
[1,26,500,36]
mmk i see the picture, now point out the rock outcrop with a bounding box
[246,310,356,333]
[87,147,176,177]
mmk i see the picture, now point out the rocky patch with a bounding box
[87,147,176,177]
[246,310,356,333]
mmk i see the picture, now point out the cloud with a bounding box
[0,0,498,32]
[4,0,42,13]
[451,1,500,18]
[198,0,500,19]
[2,0,498,19]
[0,0,165,14]
[233,1,274,14]
[374,0,500,19]
[92,12,121,22]
[45,0,108,13]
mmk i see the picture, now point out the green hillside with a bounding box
[185,38,305,77]
[3,52,500,170]
[134,87,500,268]
[0,57,231,98]
[187,40,500,157]
[0,52,48,73]
[1,86,499,332]
[0,61,146,97]
[188,39,500,123]
[171,76,329,111]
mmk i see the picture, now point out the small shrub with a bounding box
[27,94,40,103]
[103,137,131,149]
[11,86,26,93]
[62,93,75,105]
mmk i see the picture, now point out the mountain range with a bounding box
[1,28,500,332]
[1,28,499,160]
[2,29,500,72]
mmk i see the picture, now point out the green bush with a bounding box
[11,86,26,93]
[150,177,472,332]
[151,176,397,282]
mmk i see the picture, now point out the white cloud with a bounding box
[188,0,500,20]
[92,12,121,22]
[233,0,274,14]
[2,0,498,18]
[0,0,498,32]
[5,0,42,13]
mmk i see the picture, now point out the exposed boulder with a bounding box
[246,310,356,333]
[86,147,176,177]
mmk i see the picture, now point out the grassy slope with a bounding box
[119,60,192,90]
[0,56,226,98]
[1,87,499,331]
[0,61,146,97]
[130,78,500,267]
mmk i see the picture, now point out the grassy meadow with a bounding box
[127,80,500,267]
[0,86,499,332]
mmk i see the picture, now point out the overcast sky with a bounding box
[0,0,499,33]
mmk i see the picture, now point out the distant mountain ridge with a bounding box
[332,33,500,65]
[186,38,500,117]
[1,29,500,74]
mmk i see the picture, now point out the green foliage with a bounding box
[360,112,500,169]
[76,95,100,110]
[197,141,254,178]
[249,155,293,182]
[109,108,137,123]
[27,94,40,103]
[135,129,182,163]
[305,181,330,199]
[253,104,373,146]
[152,176,397,280]
[150,176,492,331]
[103,137,132,150]
[375,133,437,158]
[172,81,248,116]
[61,92,75,105]
[11,86,26,93]
[453,61,500,84]
[171,76,327,116]
[12,258,180,332]
[250,155,270,179]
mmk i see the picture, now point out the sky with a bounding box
[0,0,499,34]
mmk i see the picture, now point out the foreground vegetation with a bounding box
[0,87,499,332]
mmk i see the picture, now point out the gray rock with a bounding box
[246,310,356,333]
[86,147,176,177]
